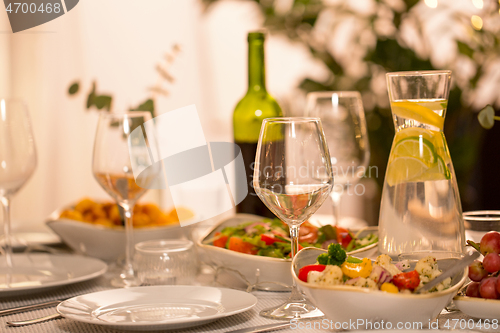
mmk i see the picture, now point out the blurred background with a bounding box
[0,0,499,229]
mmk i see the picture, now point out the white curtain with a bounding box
[1,0,363,229]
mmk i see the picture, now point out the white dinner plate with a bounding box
[454,295,500,319]
[0,254,107,297]
[57,286,257,331]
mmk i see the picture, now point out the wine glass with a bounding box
[0,99,37,268]
[92,111,158,287]
[306,91,370,226]
[253,117,333,319]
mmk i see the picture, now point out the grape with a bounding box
[479,277,499,299]
[483,253,500,273]
[480,231,500,255]
[466,282,481,298]
[497,276,500,295]
[468,260,489,282]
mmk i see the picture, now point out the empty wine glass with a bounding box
[253,117,333,319]
[92,111,159,287]
[306,91,370,226]
[0,99,37,268]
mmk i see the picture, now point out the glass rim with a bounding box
[386,70,452,77]
[306,91,361,99]
[398,250,465,261]
[263,117,321,124]
[135,239,193,253]
[463,210,500,221]
[98,111,153,119]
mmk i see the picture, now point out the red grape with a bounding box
[497,276,500,295]
[480,231,500,255]
[479,277,499,299]
[466,282,481,298]
[468,260,489,282]
[483,253,500,273]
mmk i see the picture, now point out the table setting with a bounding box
[2,53,500,333]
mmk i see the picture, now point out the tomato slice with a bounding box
[213,232,229,248]
[227,237,258,255]
[260,234,285,246]
[335,226,353,249]
[298,264,326,282]
[392,270,420,290]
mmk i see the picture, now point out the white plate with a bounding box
[57,286,257,331]
[454,295,500,319]
[0,254,107,297]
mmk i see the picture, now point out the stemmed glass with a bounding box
[253,117,333,319]
[92,111,157,287]
[0,99,37,268]
[306,91,370,226]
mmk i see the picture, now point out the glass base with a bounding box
[107,262,140,288]
[259,299,324,320]
[110,274,140,288]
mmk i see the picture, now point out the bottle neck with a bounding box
[248,38,266,93]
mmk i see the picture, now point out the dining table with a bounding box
[0,270,493,333]
[0,218,496,333]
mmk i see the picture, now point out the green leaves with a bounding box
[478,105,497,129]
[79,82,112,112]
[130,99,155,120]
[68,82,79,95]
[457,41,474,59]
[364,39,433,72]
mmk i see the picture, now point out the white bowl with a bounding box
[197,214,378,291]
[47,211,194,262]
[454,296,500,320]
[292,247,467,326]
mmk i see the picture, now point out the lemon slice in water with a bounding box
[391,102,444,129]
[386,157,428,186]
[415,155,451,182]
[393,136,436,165]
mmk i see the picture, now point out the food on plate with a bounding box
[298,243,452,293]
[58,198,193,228]
[208,218,377,259]
[465,231,500,299]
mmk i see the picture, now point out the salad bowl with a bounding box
[291,247,467,327]
[197,214,378,291]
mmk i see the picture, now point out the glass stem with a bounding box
[289,224,305,302]
[121,203,135,280]
[0,196,13,268]
[330,189,342,226]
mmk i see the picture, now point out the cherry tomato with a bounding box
[392,270,420,290]
[299,221,318,244]
[260,234,285,246]
[213,232,229,248]
[335,227,353,249]
[298,264,326,282]
[227,237,258,255]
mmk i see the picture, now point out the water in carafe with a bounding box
[378,70,465,257]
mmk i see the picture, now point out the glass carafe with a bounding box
[378,70,465,257]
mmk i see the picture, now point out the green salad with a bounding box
[208,218,377,259]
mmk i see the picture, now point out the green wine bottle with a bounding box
[233,31,282,218]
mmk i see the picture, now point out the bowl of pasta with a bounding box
[46,198,195,262]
